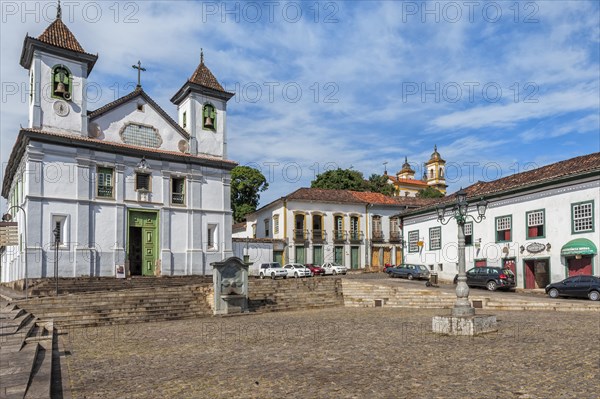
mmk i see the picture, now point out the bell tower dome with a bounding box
[425,145,448,194]
[19,1,97,135]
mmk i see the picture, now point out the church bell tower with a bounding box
[170,50,234,158]
[19,2,97,135]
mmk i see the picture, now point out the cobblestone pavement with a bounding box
[64,307,599,399]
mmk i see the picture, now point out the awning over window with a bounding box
[561,238,597,256]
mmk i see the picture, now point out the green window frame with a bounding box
[464,222,473,246]
[526,209,545,239]
[429,226,441,250]
[571,201,594,234]
[51,64,73,101]
[202,103,216,131]
[495,215,512,243]
[408,230,419,253]
[97,167,114,198]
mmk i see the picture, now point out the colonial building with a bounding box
[1,8,236,282]
[386,146,447,196]
[401,152,600,288]
[239,188,433,269]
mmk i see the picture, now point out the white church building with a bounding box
[1,8,236,282]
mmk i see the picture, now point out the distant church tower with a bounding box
[425,145,447,194]
[20,2,97,135]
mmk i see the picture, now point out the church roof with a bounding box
[88,87,190,139]
[170,53,235,105]
[189,56,226,92]
[19,12,98,72]
[398,156,415,175]
[37,17,86,53]
[1,128,237,198]
[388,175,429,187]
[426,145,445,164]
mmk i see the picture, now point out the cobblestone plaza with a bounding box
[64,307,599,399]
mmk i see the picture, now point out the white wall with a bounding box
[91,96,188,154]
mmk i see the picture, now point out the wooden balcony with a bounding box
[332,230,347,243]
[371,230,384,242]
[293,229,309,242]
[389,231,402,243]
[312,229,326,242]
[349,230,364,243]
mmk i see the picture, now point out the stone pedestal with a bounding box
[432,314,497,336]
[211,257,248,315]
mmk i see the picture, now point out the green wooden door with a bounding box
[334,246,344,265]
[351,246,359,269]
[129,211,158,276]
[273,251,283,265]
[313,246,323,265]
[295,246,305,264]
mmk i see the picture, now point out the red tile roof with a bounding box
[405,152,600,214]
[388,175,429,186]
[463,152,600,198]
[189,59,226,92]
[37,18,86,53]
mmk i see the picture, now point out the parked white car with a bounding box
[258,263,288,279]
[283,263,312,278]
[321,262,347,275]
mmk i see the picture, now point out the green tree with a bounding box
[231,166,269,222]
[416,186,445,198]
[311,168,368,191]
[366,174,395,196]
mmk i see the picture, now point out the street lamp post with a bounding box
[435,188,488,317]
[2,206,28,299]
[53,226,60,295]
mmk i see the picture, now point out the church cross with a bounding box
[132,60,146,88]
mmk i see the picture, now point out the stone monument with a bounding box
[211,257,249,315]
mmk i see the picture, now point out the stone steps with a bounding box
[14,284,214,329]
[27,276,213,296]
[247,278,344,313]
[0,302,55,399]
[341,280,600,311]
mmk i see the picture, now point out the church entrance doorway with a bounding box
[128,210,159,276]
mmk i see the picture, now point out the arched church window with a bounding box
[429,169,434,178]
[439,168,444,178]
[120,123,162,148]
[203,103,216,131]
[52,65,72,101]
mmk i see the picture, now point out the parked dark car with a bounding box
[383,264,395,273]
[453,267,516,291]
[304,264,325,276]
[545,275,600,301]
[389,264,430,280]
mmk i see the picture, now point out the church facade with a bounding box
[1,9,236,282]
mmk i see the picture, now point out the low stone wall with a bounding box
[248,277,344,313]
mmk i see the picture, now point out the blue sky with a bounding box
[1,0,599,213]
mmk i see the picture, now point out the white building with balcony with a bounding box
[239,188,431,269]
[401,153,600,288]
